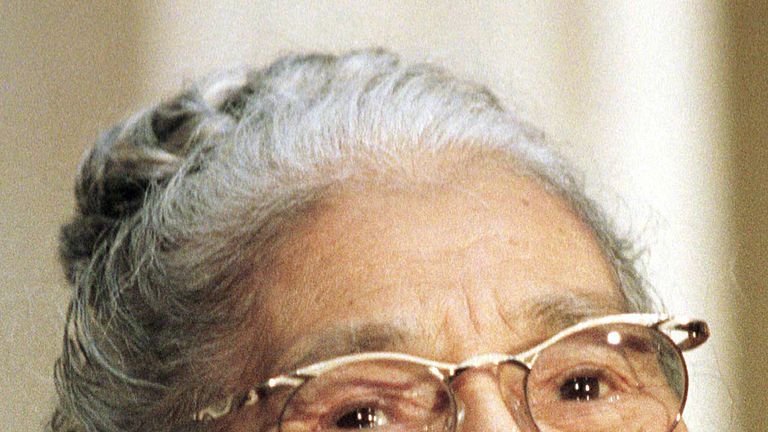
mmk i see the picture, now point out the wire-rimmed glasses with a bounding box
[195,314,709,431]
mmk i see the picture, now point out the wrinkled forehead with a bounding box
[250,162,624,376]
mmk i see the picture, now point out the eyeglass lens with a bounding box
[521,324,686,432]
[276,324,686,431]
[279,360,455,431]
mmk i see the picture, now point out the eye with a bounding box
[334,406,389,429]
[559,375,601,401]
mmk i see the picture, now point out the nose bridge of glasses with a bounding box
[449,361,536,432]
[450,354,530,405]
[453,353,528,374]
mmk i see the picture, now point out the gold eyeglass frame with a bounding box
[194,313,710,428]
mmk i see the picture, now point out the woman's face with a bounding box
[232,164,686,431]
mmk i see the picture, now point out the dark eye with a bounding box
[335,407,388,428]
[559,376,600,401]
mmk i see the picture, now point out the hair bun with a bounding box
[59,71,250,284]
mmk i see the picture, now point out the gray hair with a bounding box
[51,49,653,432]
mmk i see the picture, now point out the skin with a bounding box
[230,162,687,431]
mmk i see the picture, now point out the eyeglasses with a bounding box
[194,314,709,431]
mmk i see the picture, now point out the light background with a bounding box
[1,2,765,431]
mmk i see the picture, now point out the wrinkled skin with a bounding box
[230,163,687,432]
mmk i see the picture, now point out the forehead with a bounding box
[256,164,624,374]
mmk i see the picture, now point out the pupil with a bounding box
[559,376,600,401]
[336,407,380,429]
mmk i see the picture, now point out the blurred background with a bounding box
[1,1,765,431]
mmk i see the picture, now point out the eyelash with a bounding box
[543,364,632,398]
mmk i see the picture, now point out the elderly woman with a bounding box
[51,49,708,432]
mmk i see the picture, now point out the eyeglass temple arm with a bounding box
[658,318,710,351]
[193,376,303,422]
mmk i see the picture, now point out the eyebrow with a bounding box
[273,292,623,374]
[525,292,624,334]
[274,322,414,373]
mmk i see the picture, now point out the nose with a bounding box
[450,365,536,432]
